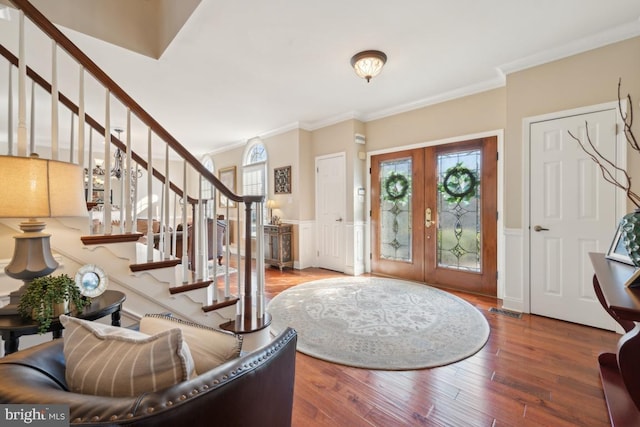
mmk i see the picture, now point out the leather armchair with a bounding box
[0,327,297,426]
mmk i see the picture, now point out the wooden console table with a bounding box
[590,252,640,426]
[0,290,126,356]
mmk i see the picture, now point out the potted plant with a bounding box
[18,273,91,334]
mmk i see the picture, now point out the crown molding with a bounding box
[363,77,506,123]
[498,18,640,76]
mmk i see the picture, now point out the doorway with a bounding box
[316,153,347,272]
[528,107,620,330]
[371,136,497,296]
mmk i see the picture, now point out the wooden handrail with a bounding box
[6,0,268,332]
[0,43,200,204]
[8,0,261,205]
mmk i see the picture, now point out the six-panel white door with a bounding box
[316,153,346,272]
[530,109,619,331]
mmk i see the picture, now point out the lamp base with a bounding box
[1,221,58,316]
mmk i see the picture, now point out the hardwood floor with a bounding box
[262,266,619,427]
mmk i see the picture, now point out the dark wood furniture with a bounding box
[0,290,125,356]
[0,327,297,426]
[590,252,640,426]
[264,224,293,271]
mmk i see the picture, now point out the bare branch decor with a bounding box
[569,78,640,268]
[567,79,640,208]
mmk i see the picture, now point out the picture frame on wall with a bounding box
[218,166,236,208]
[274,166,292,194]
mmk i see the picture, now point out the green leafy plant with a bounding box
[438,162,479,204]
[18,274,91,334]
[382,172,412,204]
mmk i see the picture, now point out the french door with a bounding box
[371,137,497,296]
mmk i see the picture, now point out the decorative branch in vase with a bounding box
[568,78,640,266]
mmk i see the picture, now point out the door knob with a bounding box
[425,208,434,228]
[534,225,549,232]
[336,218,343,222]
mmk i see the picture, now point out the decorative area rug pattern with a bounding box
[267,277,490,370]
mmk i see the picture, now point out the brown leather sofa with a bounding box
[0,327,297,426]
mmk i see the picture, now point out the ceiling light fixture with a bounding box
[350,50,387,83]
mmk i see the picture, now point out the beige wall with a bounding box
[206,35,640,264]
[311,119,364,221]
[506,36,640,227]
[365,88,507,152]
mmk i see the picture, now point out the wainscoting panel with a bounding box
[295,220,316,270]
[502,228,525,312]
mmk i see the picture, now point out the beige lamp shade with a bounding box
[266,199,278,209]
[0,155,88,218]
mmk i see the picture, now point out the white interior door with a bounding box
[530,109,619,331]
[316,153,346,272]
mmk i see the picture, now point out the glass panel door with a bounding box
[436,149,482,272]
[379,157,413,262]
[371,149,424,281]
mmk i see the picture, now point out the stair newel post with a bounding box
[17,11,26,156]
[181,161,189,283]
[255,200,265,319]
[77,66,84,166]
[146,127,153,262]
[242,199,254,323]
[103,88,111,234]
[50,40,58,160]
[124,109,133,233]
[163,144,171,258]
[223,205,231,298]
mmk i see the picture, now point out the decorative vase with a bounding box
[621,208,640,267]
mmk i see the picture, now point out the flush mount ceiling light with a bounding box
[350,50,387,82]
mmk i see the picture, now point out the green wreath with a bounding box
[438,163,479,204]
[382,172,411,203]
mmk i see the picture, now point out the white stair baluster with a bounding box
[146,128,154,262]
[17,11,26,157]
[103,89,111,234]
[51,41,58,160]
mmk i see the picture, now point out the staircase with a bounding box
[0,0,270,347]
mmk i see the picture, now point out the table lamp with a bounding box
[266,199,278,224]
[0,154,88,314]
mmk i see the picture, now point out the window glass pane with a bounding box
[379,158,412,262]
[437,149,481,272]
[242,147,267,237]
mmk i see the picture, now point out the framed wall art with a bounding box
[274,166,291,194]
[218,166,236,208]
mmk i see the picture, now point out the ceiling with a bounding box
[2,0,640,157]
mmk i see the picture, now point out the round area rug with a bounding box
[267,277,490,370]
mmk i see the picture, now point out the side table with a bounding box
[0,290,126,356]
[264,224,293,271]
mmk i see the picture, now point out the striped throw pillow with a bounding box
[60,315,196,397]
[140,314,242,374]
